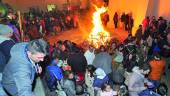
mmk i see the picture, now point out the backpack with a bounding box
[45,65,63,91]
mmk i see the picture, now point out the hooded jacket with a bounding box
[93,68,109,88]
[128,67,146,96]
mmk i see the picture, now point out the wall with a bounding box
[2,0,70,12]
[152,0,170,20]
[2,0,90,12]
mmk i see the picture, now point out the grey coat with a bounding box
[92,52,112,74]
[2,43,36,96]
[61,79,76,96]
[128,70,146,96]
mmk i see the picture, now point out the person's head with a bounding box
[63,70,74,79]
[111,42,117,49]
[139,24,142,29]
[55,41,66,52]
[27,39,48,63]
[146,16,149,20]
[88,45,95,52]
[117,44,124,52]
[52,48,61,60]
[130,37,137,44]
[86,65,96,77]
[54,40,62,48]
[101,83,112,92]
[60,44,66,51]
[139,64,150,75]
[0,24,13,37]
[127,34,132,40]
[99,45,106,52]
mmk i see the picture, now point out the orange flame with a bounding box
[88,5,110,48]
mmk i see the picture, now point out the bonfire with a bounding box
[88,5,110,48]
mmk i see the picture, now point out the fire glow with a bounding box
[88,5,110,48]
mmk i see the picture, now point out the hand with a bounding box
[37,66,42,74]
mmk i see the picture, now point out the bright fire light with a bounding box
[88,5,110,48]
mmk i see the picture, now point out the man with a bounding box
[2,39,48,96]
[113,12,118,29]
[135,25,143,44]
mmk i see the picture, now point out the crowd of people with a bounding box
[113,12,134,34]
[23,8,79,40]
[0,1,170,96]
[40,19,170,95]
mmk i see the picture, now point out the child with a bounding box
[61,70,76,96]
[100,83,117,96]
[85,65,96,96]
[93,68,109,96]
[93,68,109,88]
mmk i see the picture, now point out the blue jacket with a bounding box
[2,43,36,96]
[93,75,109,88]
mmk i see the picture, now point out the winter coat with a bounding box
[135,28,143,42]
[67,52,87,73]
[93,75,109,88]
[93,52,112,74]
[2,43,36,96]
[61,79,76,96]
[111,62,125,84]
[128,67,146,96]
